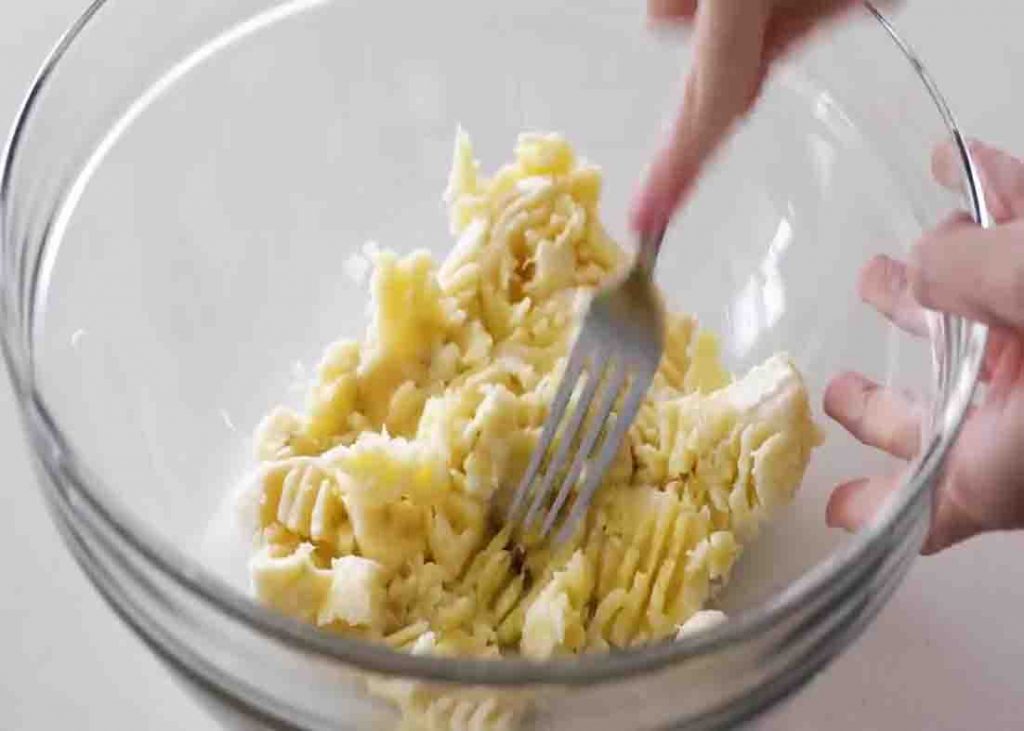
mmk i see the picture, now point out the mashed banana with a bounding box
[242,130,822,728]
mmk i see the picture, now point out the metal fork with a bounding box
[506,228,666,544]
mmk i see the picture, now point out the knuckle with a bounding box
[878,423,901,454]
[856,255,887,304]
[877,254,908,296]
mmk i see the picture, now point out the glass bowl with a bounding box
[0,1,989,729]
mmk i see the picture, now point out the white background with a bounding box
[1,1,1022,729]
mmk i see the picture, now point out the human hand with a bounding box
[825,140,1024,554]
[631,0,862,234]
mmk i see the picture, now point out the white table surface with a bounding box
[1,1,1022,729]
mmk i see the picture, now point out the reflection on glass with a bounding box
[810,133,837,190]
[730,218,792,357]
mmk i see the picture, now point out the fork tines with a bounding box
[506,331,653,544]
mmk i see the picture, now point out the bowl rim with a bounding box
[0,0,991,687]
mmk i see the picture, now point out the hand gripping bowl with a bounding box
[0,1,989,729]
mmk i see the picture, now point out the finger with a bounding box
[823,371,920,459]
[828,473,986,554]
[826,473,901,531]
[985,331,1024,401]
[981,327,1015,384]
[857,254,929,337]
[932,139,1024,224]
[857,253,1012,382]
[908,216,1024,331]
[921,490,986,555]
[763,0,857,62]
[631,0,771,233]
[648,0,697,22]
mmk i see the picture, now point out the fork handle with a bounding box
[636,226,666,274]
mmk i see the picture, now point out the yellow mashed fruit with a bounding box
[242,130,822,728]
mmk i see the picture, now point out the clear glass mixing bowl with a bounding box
[0,1,990,729]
